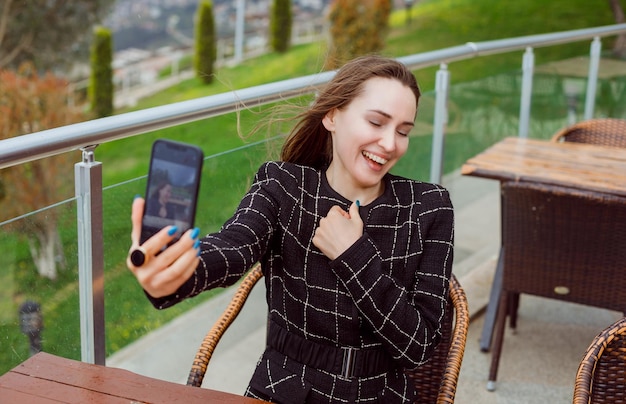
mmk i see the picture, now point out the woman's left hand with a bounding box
[313,201,363,260]
[126,197,200,298]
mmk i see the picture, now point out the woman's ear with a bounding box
[322,109,336,132]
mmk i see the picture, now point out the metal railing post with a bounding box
[234,0,245,63]
[584,36,602,120]
[430,63,450,185]
[518,47,535,138]
[75,146,105,365]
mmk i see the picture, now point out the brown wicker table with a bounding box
[0,352,266,403]
[461,137,626,351]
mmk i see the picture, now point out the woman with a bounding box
[145,181,174,219]
[127,55,454,403]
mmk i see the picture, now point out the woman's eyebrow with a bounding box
[368,109,392,118]
[368,109,415,126]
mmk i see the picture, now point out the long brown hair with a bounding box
[280,55,421,169]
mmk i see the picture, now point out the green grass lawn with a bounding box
[1,0,622,375]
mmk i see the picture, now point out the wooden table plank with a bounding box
[0,390,62,404]
[1,352,265,403]
[461,137,626,196]
[0,371,127,403]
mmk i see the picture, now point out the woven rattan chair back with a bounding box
[573,316,626,404]
[500,182,626,310]
[186,264,469,404]
[487,181,626,390]
[551,118,626,148]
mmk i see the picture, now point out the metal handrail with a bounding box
[2,22,625,365]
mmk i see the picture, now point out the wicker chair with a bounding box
[573,316,626,404]
[551,118,626,148]
[187,263,470,404]
[487,181,626,391]
[405,274,469,404]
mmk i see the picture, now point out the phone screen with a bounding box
[140,139,203,245]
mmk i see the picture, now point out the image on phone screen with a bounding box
[140,139,203,245]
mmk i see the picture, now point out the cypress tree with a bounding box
[89,26,113,118]
[195,0,216,84]
[271,0,292,53]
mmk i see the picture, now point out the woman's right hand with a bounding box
[126,197,201,298]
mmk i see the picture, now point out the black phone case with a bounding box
[140,139,203,245]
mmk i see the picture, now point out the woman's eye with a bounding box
[396,127,412,136]
[369,120,382,127]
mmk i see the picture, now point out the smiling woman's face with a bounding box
[322,76,416,198]
[159,184,172,202]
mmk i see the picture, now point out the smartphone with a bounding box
[140,139,204,245]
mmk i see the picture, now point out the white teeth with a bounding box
[362,151,388,165]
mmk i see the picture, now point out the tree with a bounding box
[89,26,113,118]
[608,0,626,57]
[271,0,292,53]
[194,0,216,84]
[0,0,115,72]
[0,63,86,279]
[326,0,393,69]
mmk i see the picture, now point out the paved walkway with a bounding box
[107,172,622,403]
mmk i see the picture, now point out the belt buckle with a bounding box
[341,347,357,378]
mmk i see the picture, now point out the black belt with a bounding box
[267,321,396,378]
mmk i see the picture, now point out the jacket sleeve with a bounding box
[145,162,280,309]
[328,186,454,368]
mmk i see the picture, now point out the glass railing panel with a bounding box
[536,52,626,121]
[0,200,81,375]
[394,70,573,272]
[391,68,576,185]
[595,73,626,119]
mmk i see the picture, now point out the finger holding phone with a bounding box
[127,197,200,298]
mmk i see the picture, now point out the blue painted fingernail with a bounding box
[190,227,200,239]
[134,194,142,200]
[193,239,200,249]
[356,200,361,207]
[167,226,178,236]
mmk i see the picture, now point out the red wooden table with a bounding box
[0,352,266,403]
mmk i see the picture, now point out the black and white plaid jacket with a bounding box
[149,161,454,403]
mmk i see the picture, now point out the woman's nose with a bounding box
[378,128,396,151]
